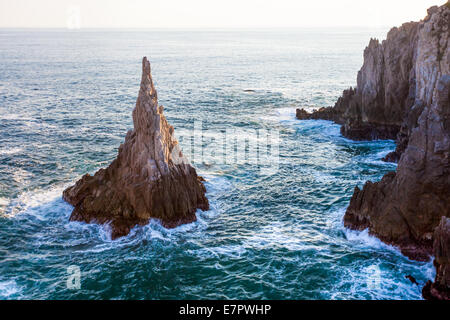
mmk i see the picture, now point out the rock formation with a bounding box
[344,71,450,258]
[297,3,449,153]
[298,3,449,299]
[63,57,209,239]
[422,217,450,300]
[343,4,449,299]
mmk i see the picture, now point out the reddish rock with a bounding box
[63,57,209,239]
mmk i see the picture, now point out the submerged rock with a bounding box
[63,57,209,239]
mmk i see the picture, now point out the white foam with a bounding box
[0,280,21,299]
[276,107,297,121]
[0,114,34,121]
[242,222,321,252]
[2,175,223,252]
[0,197,9,206]
[3,185,68,218]
[202,174,232,194]
[12,168,33,184]
[0,147,23,155]
[259,107,297,123]
[331,206,400,253]
[195,244,247,259]
[344,228,394,251]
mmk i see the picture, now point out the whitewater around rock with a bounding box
[63,57,209,239]
[297,2,450,300]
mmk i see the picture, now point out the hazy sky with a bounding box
[0,0,444,28]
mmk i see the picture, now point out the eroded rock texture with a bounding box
[344,4,450,300]
[344,72,450,261]
[423,217,450,300]
[63,57,209,239]
[299,3,449,299]
[297,4,449,155]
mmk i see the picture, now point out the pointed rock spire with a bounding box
[63,57,209,239]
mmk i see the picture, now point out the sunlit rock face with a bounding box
[343,4,449,300]
[63,57,209,239]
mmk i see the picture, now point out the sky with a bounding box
[0,0,444,29]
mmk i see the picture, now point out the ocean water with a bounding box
[0,29,434,300]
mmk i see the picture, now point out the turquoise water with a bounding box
[0,29,434,299]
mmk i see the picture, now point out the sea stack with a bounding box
[63,57,209,239]
[298,3,449,299]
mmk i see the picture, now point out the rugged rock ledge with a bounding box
[344,74,450,262]
[423,217,450,300]
[341,3,449,300]
[297,3,449,157]
[63,57,209,239]
[299,3,449,300]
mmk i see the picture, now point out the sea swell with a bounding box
[0,29,432,300]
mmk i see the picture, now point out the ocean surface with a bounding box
[0,29,434,300]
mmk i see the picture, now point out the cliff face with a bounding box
[297,4,449,151]
[341,3,449,299]
[63,57,209,239]
[299,3,449,299]
[423,217,450,300]
[344,74,450,261]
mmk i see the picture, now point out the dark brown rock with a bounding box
[343,4,449,300]
[405,275,419,286]
[63,57,209,239]
[297,19,419,142]
[345,73,450,262]
[422,217,450,300]
[299,3,449,158]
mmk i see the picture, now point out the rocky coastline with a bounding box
[298,3,450,299]
[63,57,209,239]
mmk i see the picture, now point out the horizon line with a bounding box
[0,26,394,30]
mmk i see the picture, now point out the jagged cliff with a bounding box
[343,3,449,242]
[297,4,448,154]
[423,217,450,300]
[344,74,450,258]
[299,3,449,300]
[63,57,209,239]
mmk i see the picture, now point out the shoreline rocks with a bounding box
[63,57,209,239]
[343,5,449,260]
[297,3,449,156]
[422,217,450,300]
[298,2,449,300]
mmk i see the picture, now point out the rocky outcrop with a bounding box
[343,2,449,258]
[297,21,419,141]
[344,71,450,261]
[297,3,450,299]
[63,57,209,239]
[297,3,449,151]
[423,217,450,300]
